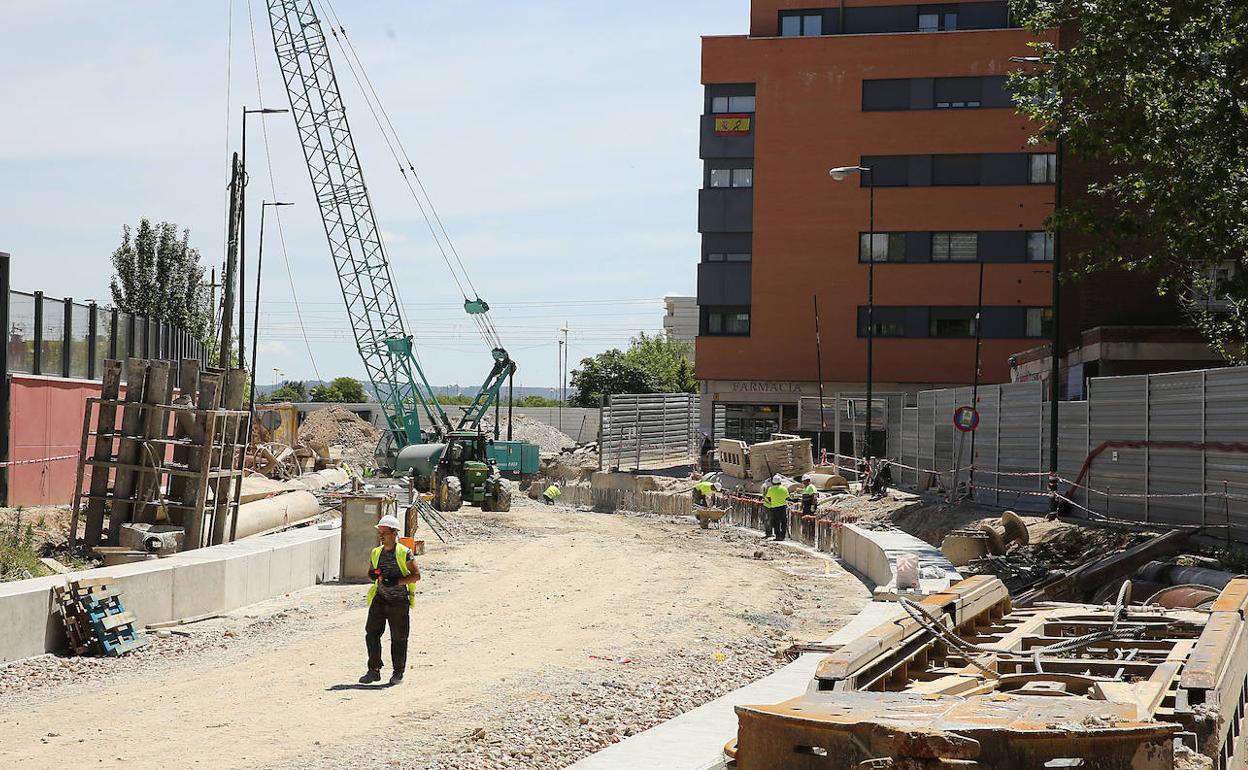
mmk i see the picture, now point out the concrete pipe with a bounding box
[286,468,350,491]
[228,490,321,539]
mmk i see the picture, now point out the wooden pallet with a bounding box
[53,577,149,657]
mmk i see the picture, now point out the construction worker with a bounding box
[361,514,419,686]
[762,474,790,542]
[543,481,562,505]
[801,475,819,517]
[692,478,721,507]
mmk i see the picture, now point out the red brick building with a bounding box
[695,0,1059,442]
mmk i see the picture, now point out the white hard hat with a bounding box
[376,514,402,531]
[801,474,811,482]
[713,482,722,491]
[772,474,783,484]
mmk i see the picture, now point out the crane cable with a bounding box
[312,0,504,352]
[243,0,324,380]
[309,0,489,354]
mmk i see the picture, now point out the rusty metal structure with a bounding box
[731,575,1248,769]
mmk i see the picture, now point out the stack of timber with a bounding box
[53,577,149,657]
[71,358,250,552]
[730,574,1248,769]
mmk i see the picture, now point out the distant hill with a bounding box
[256,381,561,401]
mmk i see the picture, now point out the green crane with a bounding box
[266,0,537,509]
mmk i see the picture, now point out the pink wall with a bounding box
[6,374,104,507]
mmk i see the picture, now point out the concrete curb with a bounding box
[0,525,341,664]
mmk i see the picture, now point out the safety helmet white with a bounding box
[376,514,402,532]
[801,474,811,482]
[772,474,783,484]
[713,482,722,491]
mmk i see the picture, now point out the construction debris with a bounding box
[297,406,379,467]
[54,577,149,657]
[480,413,575,454]
[731,573,1248,770]
[539,441,600,481]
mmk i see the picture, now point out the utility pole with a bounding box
[203,268,222,347]
[219,153,243,369]
[813,295,827,458]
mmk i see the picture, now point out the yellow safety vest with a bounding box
[694,481,714,495]
[367,543,415,608]
[763,484,789,509]
[803,484,818,497]
[544,485,561,500]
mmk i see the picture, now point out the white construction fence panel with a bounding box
[600,393,700,471]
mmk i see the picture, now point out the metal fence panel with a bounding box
[1089,374,1148,522]
[69,302,90,379]
[1145,371,1204,526]
[600,393,700,471]
[900,407,918,488]
[1055,400,1090,512]
[918,390,936,490]
[1205,367,1248,539]
[40,295,65,375]
[8,291,36,374]
[973,386,1002,506]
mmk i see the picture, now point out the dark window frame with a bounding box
[858,232,907,263]
[704,252,752,263]
[931,232,978,262]
[779,10,825,36]
[701,305,752,337]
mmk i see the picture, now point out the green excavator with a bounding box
[266,0,538,511]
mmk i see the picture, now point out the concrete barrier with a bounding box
[0,524,341,664]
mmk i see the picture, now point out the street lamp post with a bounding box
[829,165,876,460]
[1011,55,1062,514]
[240,106,289,372]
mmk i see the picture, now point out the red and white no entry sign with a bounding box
[953,405,980,432]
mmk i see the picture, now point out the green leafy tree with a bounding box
[1010,0,1248,361]
[310,376,368,403]
[110,218,210,340]
[517,395,561,407]
[569,333,696,407]
[271,380,307,402]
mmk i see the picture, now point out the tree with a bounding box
[110,218,210,340]
[270,380,307,402]
[1010,0,1248,361]
[310,376,368,403]
[568,333,697,406]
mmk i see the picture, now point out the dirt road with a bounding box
[0,498,868,769]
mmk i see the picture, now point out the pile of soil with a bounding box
[480,413,575,453]
[298,406,380,467]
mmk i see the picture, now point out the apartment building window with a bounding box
[1030,153,1057,184]
[1025,307,1054,337]
[780,11,823,36]
[931,233,978,262]
[711,95,756,114]
[857,307,910,337]
[705,252,751,262]
[709,167,753,188]
[919,9,958,31]
[702,306,751,336]
[1027,231,1054,261]
[930,308,978,337]
[859,233,906,262]
[864,76,1014,111]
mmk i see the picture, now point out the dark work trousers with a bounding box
[766,506,787,541]
[802,497,816,516]
[365,599,410,674]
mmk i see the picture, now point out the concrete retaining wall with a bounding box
[562,482,694,517]
[0,524,341,664]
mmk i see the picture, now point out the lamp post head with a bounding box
[829,165,866,181]
[263,200,296,207]
[1009,55,1043,65]
[245,107,289,115]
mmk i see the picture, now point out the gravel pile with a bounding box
[479,414,575,453]
[298,406,380,467]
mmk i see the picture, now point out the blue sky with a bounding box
[2,0,747,389]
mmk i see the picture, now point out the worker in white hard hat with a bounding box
[360,513,420,686]
[543,481,562,505]
[692,478,722,507]
[762,474,790,542]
